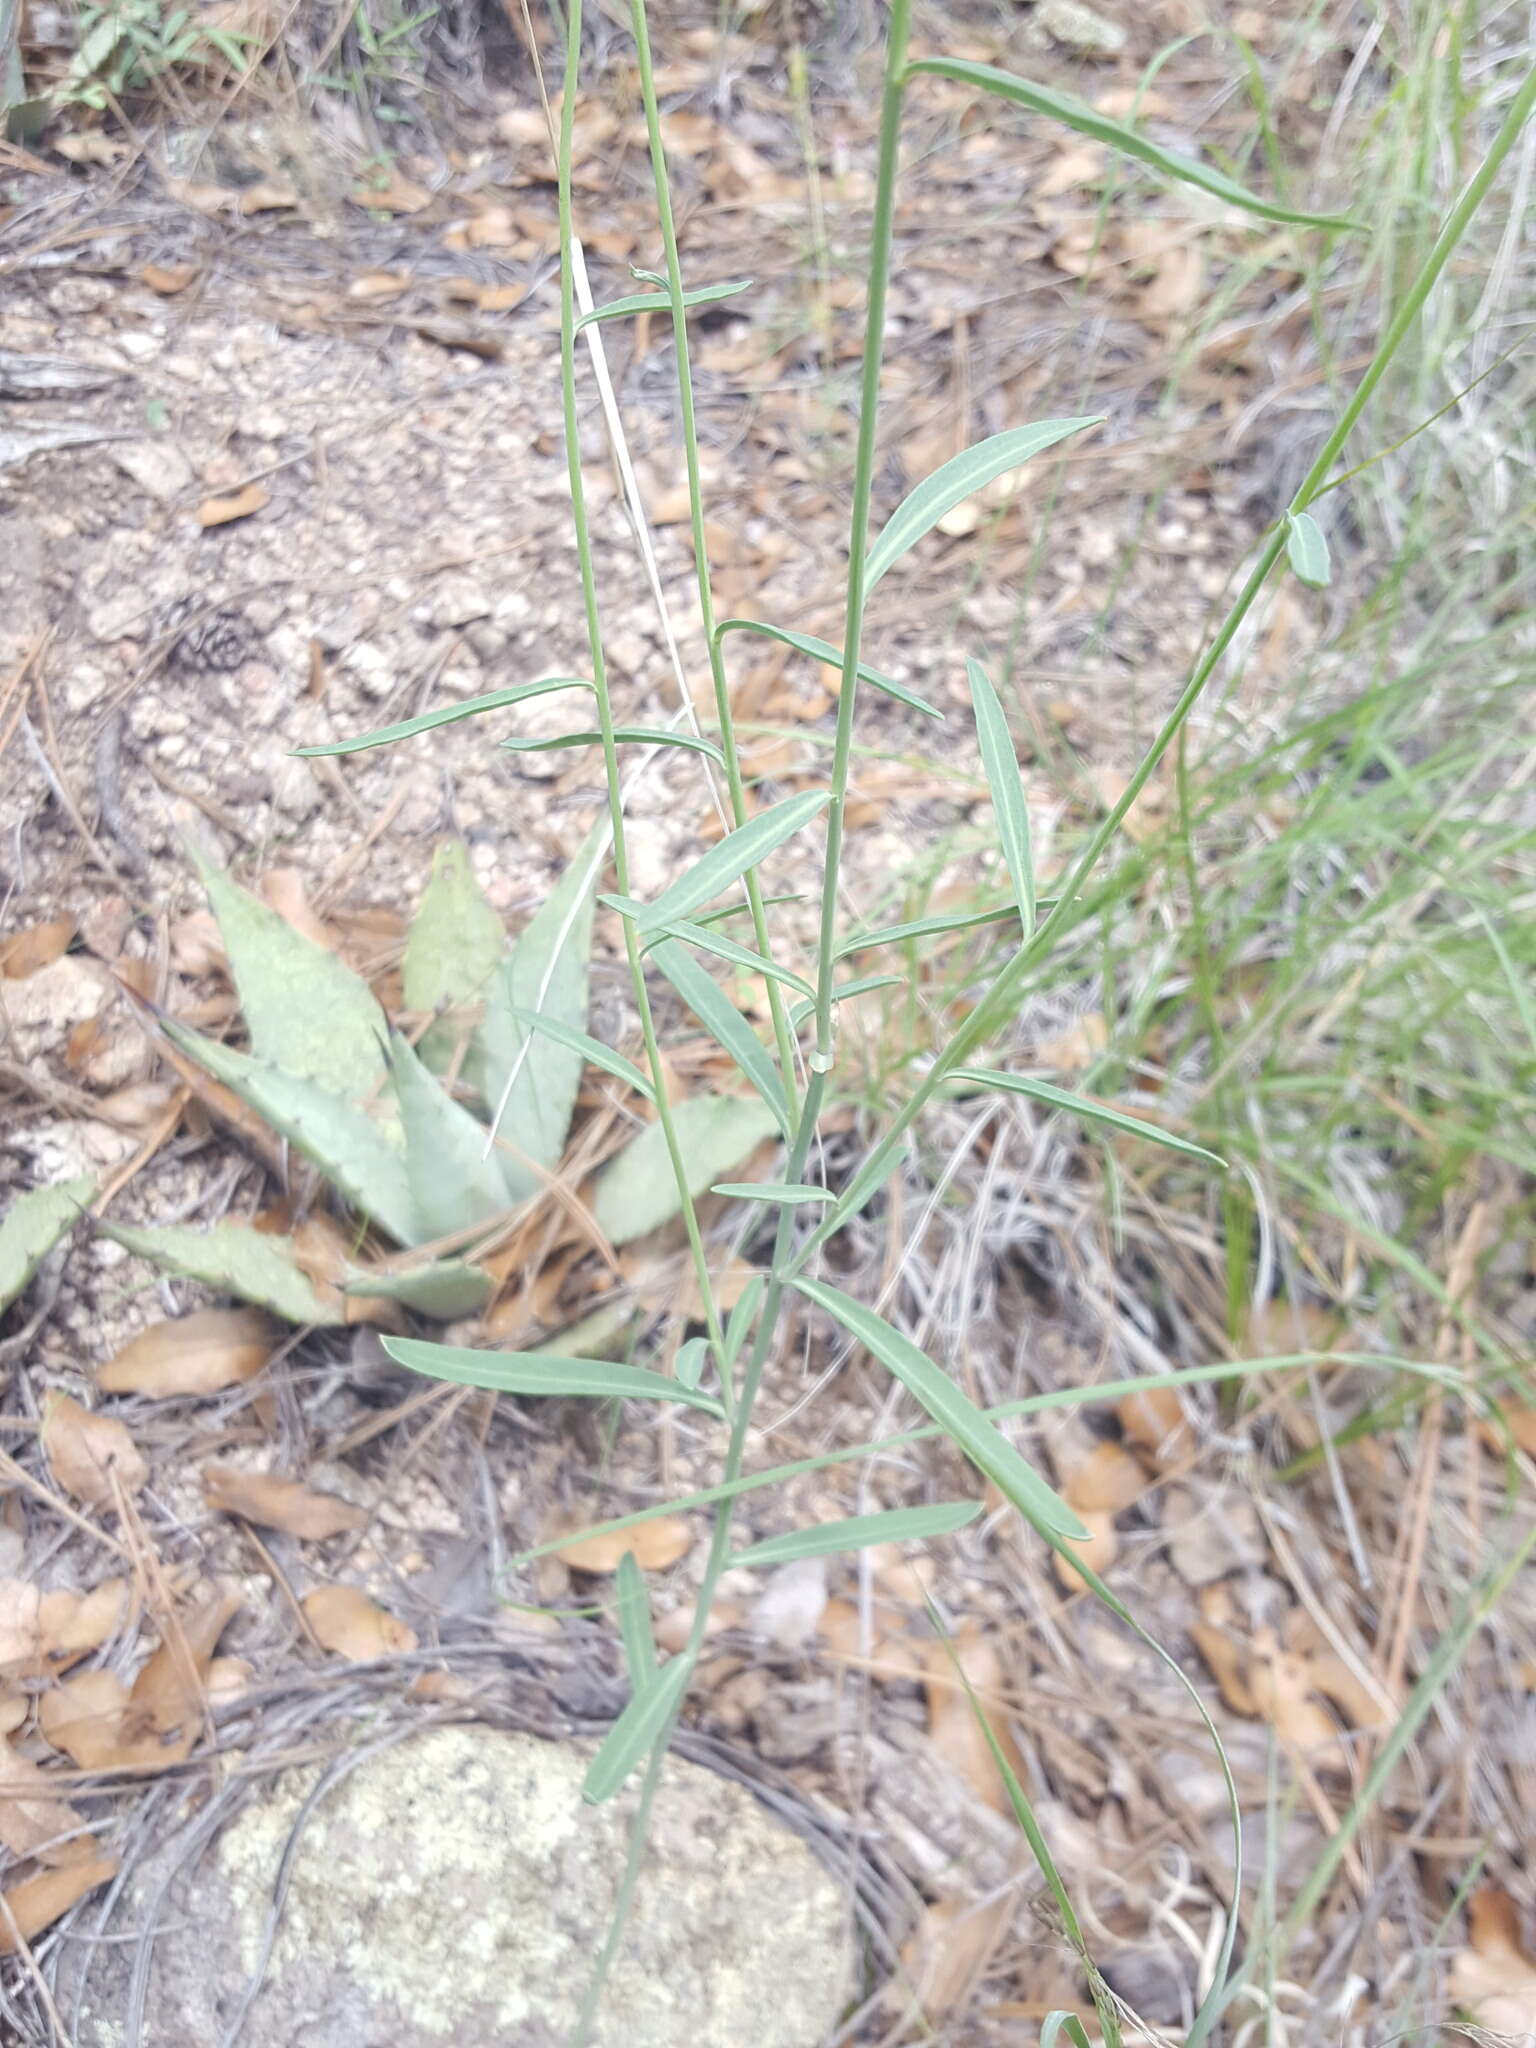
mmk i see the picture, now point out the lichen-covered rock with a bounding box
[71,1725,849,2048]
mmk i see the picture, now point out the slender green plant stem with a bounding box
[571,10,913,2027]
[553,0,727,1375]
[793,54,1536,1275]
[627,0,800,1109]
[814,0,912,1059]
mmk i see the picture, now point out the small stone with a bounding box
[66,1725,848,2048]
[1,955,110,1062]
[87,589,150,642]
[266,749,322,820]
[1036,0,1127,55]
[428,573,493,628]
[111,441,194,502]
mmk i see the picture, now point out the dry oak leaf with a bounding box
[0,917,75,978]
[901,1892,1017,2021]
[37,1669,135,1770]
[197,482,269,528]
[921,1629,1024,1815]
[303,1585,418,1661]
[1118,1383,1192,1468]
[0,1742,98,1864]
[1450,1886,1536,2036]
[42,1393,147,1509]
[203,1465,366,1539]
[553,1517,692,1574]
[0,1856,118,1955]
[98,1307,277,1398]
[38,1587,238,1771]
[141,262,197,294]
[0,1578,130,1679]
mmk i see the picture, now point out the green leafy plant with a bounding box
[313,4,1530,2034]
[53,0,252,109]
[115,836,775,1325]
[100,2,1527,2034]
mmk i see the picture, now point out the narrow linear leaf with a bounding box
[506,1007,654,1101]
[387,1033,511,1236]
[626,908,814,1001]
[651,941,790,1137]
[723,1274,764,1370]
[614,1552,656,1685]
[954,1067,1226,1169]
[734,1499,980,1568]
[381,1336,726,1416]
[0,1176,95,1312]
[865,418,1102,590]
[477,823,602,1196]
[789,972,903,1028]
[593,1094,780,1246]
[792,1277,1088,1542]
[293,677,591,757]
[674,1336,711,1392]
[966,657,1035,937]
[1040,2012,1093,2048]
[161,1020,417,1243]
[1284,510,1332,589]
[692,890,805,928]
[582,1654,691,1805]
[905,56,1361,231]
[575,277,752,331]
[642,791,830,928]
[714,619,942,721]
[98,1220,339,1326]
[500,727,726,766]
[833,899,1024,959]
[710,1182,832,1205]
[192,849,391,1107]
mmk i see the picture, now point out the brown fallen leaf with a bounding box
[141,262,198,294]
[37,1670,134,1770]
[129,1585,241,1744]
[351,169,431,213]
[901,1892,1016,2020]
[237,178,298,214]
[1,1579,130,1680]
[0,917,75,978]
[921,1629,1024,1814]
[348,268,412,300]
[654,1595,745,1655]
[97,1307,277,1398]
[1050,1508,1117,1591]
[197,482,269,528]
[1118,1384,1192,1468]
[1063,1440,1143,1514]
[1479,1399,1536,1458]
[1450,1886,1536,2036]
[0,1856,118,1954]
[203,1464,366,1539]
[0,1743,98,1864]
[814,1597,926,1681]
[553,1517,692,1574]
[205,1655,254,1705]
[0,1695,26,1735]
[41,1394,147,1509]
[303,1585,418,1661]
